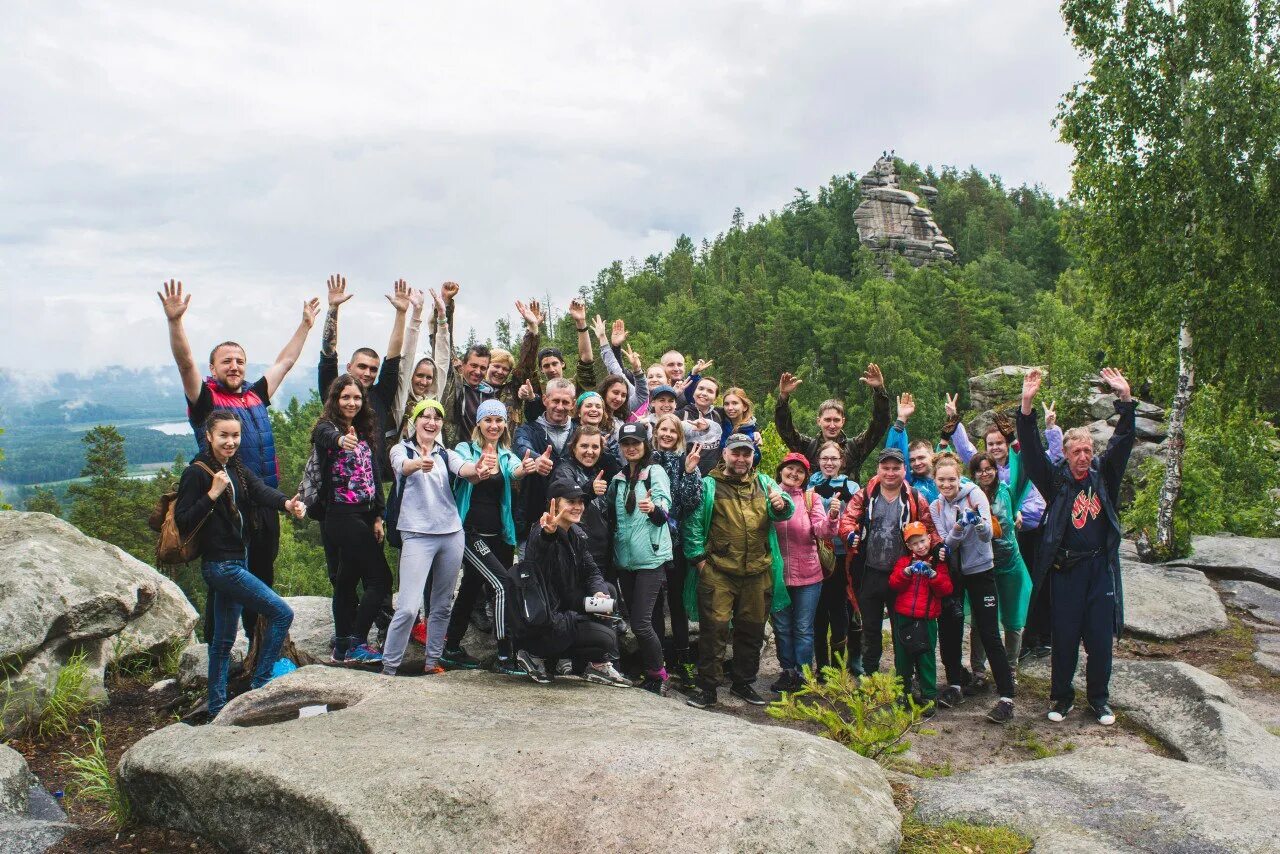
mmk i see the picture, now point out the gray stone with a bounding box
[177,639,246,692]
[0,814,69,854]
[1219,580,1280,627]
[914,747,1280,853]
[1106,659,1280,788]
[1121,559,1227,639]
[1255,632,1280,675]
[1166,534,1280,589]
[1083,419,1115,452]
[967,366,1033,413]
[1,743,32,815]
[1088,392,1165,422]
[148,677,177,694]
[854,155,955,270]
[120,667,901,853]
[279,595,336,662]
[0,511,197,735]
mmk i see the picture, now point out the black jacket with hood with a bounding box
[175,451,288,562]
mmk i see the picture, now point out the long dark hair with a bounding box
[203,409,252,518]
[320,373,377,441]
[621,436,652,514]
[968,452,1000,501]
[597,374,631,432]
[566,425,604,469]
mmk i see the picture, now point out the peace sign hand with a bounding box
[944,392,959,420]
[1042,400,1057,429]
[684,442,702,474]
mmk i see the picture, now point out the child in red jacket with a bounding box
[889,521,953,713]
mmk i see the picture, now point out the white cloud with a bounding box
[0,0,1082,373]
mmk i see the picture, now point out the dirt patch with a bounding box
[7,675,218,854]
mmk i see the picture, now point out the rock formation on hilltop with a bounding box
[854,153,957,269]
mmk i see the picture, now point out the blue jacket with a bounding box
[885,421,938,504]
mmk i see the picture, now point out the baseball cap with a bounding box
[778,451,810,473]
[902,521,928,541]
[650,385,678,399]
[547,479,586,500]
[878,447,905,464]
[724,433,755,451]
[618,422,649,444]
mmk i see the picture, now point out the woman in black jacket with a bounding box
[175,410,304,718]
[311,374,391,665]
[513,480,634,688]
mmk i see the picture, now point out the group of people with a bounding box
[163,277,1136,729]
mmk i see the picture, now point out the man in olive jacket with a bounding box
[683,434,795,710]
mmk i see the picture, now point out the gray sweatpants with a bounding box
[383,530,465,671]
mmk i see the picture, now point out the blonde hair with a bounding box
[723,387,755,429]
[1063,427,1094,452]
[932,451,964,478]
[469,417,512,450]
[489,348,514,370]
[653,413,687,453]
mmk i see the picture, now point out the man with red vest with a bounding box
[160,279,321,643]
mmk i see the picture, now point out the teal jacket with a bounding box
[607,464,674,570]
[682,471,795,614]
[452,441,520,546]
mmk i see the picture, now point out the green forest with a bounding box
[2,0,1277,627]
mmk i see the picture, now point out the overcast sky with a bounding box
[0,1,1084,378]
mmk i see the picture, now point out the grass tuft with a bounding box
[38,648,99,741]
[60,719,132,829]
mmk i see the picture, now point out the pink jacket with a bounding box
[774,485,838,586]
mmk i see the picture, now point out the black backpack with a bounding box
[503,556,554,638]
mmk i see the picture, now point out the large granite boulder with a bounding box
[967,366,1032,414]
[1105,660,1280,789]
[0,512,198,735]
[1166,534,1280,589]
[913,747,1280,853]
[1121,560,1227,639]
[854,154,956,269]
[1219,579,1280,627]
[120,667,901,853]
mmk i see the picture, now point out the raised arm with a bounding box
[384,279,411,367]
[511,298,542,390]
[1097,367,1137,498]
[886,392,913,460]
[158,280,203,402]
[774,371,812,453]
[598,317,642,410]
[393,287,426,422]
[1015,368,1055,499]
[263,298,322,399]
[844,363,891,466]
[319,274,349,398]
[567,298,594,378]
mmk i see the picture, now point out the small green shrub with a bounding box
[61,719,131,829]
[766,656,934,761]
[899,816,1033,854]
[38,649,99,741]
[158,636,187,679]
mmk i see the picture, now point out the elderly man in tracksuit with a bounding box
[1016,366,1135,727]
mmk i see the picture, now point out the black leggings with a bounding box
[522,614,619,663]
[658,552,691,652]
[618,566,668,674]
[324,506,393,644]
[815,561,853,670]
[440,531,514,658]
[957,569,1016,697]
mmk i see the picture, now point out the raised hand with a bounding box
[1021,368,1044,412]
[610,319,627,348]
[327,274,351,307]
[622,343,642,373]
[944,392,959,420]
[778,371,803,398]
[207,469,231,499]
[1043,400,1057,430]
[692,357,714,375]
[539,501,559,534]
[674,377,692,396]
[429,287,447,320]
[407,287,425,315]
[1100,367,1131,401]
[515,299,542,332]
[896,391,915,422]
[592,470,608,496]
[684,442,702,474]
[301,298,322,328]
[441,281,460,302]
[567,298,587,325]
[517,379,536,401]
[340,426,359,452]
[386,279,412,313]
[860,363,884,389]
[828,497,842,520]
[157,279,190,321]
[591,314,607,343]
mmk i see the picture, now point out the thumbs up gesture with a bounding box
[769,486,787,512]
[340,426,359,451]
[592,470,608,496]
[518,379,536,401]
[520,449,538,476]
[285,493,307,519]
[535,444,554,475]
[828,497,842,520]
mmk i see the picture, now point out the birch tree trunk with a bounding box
[1155,320,1193,557]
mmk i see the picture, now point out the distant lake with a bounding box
[150,421,192,436]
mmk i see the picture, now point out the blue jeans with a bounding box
[773,581,823,675]
[202,558,293,717]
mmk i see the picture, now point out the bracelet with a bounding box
[575,326,587,332]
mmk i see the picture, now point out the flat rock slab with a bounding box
[1219,580,1280,627]
[914,747,1280,853]
[1255,632,1280,676]
[1122,560,1227,639]
[120,667,901,853]
[1106,660,1280,789]
[1166,535,1280,589]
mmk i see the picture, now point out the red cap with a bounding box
[902,521,928,542]
[779,452,811,473]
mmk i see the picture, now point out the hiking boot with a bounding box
[986,698,1015,725]
[516,650,551,684]
[1031,645,1051,659]
[584,662,634,688]
[769,671,797,693]
[937,685,964,709]
[441,647,481,670]
[686,687,718,709]
[730,683,768,706]
[410,618,427,646]
[1090,703,1116,726]
[329,636,355,665]
[422,665,446,675]
[492,656,527,677]
[676,661,698,691]
[1047,700,1074,723]
[964,672,990,696]
[346,643,382,665]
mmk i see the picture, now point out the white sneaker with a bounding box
[1047,700,1073,723]
[1091,703,1116,726]
[584,662,634,688]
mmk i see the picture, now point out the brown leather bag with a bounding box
[151,461,217,567]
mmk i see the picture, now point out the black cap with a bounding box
[547,479,586,500]
[618,422,649,443]
[878,447,905,464]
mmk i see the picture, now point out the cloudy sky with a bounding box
[0,1,1084,376]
